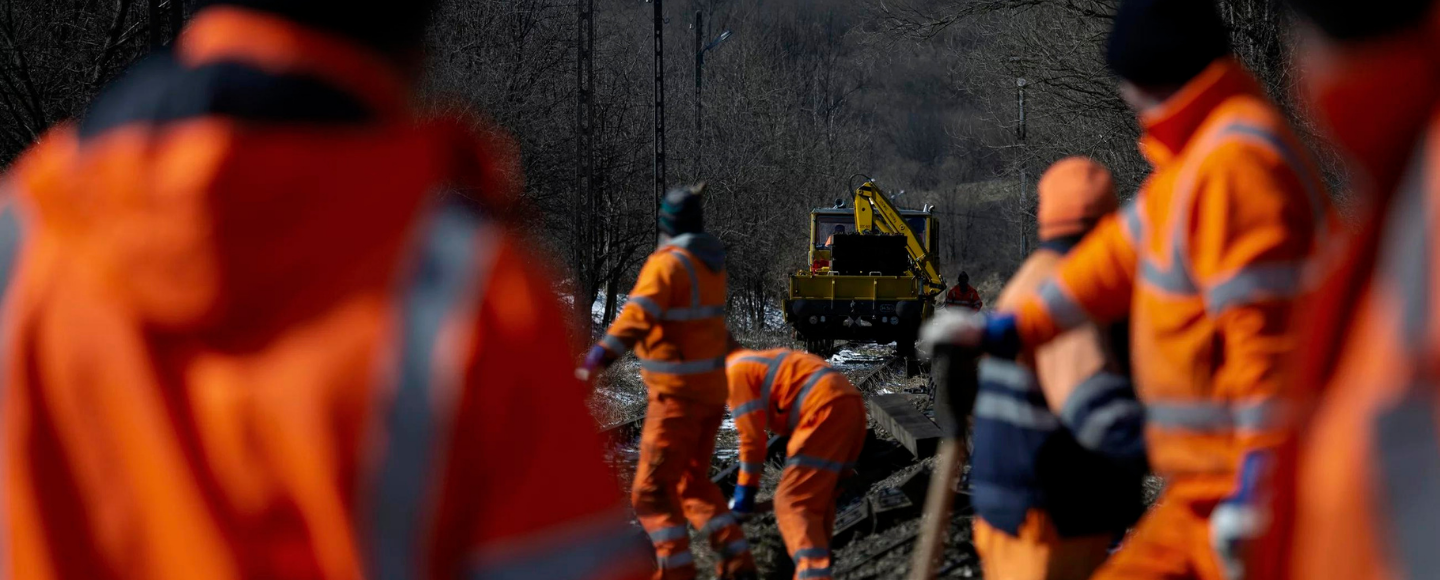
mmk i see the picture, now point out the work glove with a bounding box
[919,310,1020,360]
[1211,451,1269,580]
[574,345,616,382]
[729,485,758,516]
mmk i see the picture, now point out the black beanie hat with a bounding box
[659,184,706,236]
[1106,0,1232,88]
[1286,0,1434,40]
[200,0,438,54]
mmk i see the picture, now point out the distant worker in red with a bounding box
[959,157,1147,580]
[922,1,1333,578]
[0,1,649,579]
[725,348,867,580]
[581,186,756,579]
[1256,1,1440,579]
[944,271,984,310]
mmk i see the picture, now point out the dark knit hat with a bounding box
[200,0,438,54]
[659,184,706,236]
[1286,0,1434,40]
[1106,0,1231,88]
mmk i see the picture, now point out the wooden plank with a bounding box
[866,394,942,459]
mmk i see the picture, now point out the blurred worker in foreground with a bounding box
[1254,1,1440,579]
[921,0,1333,578]
[943,271,984,310]
[581,186,756,579]
[962,157,1147,580]
[0,1,649,579]
[725,348,867,580]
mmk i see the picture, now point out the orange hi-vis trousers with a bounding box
[774,395,867,580]
[1092,492,1226,580]
[633,393,755,580]
[974,510,1115,580]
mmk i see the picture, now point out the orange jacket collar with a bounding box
[177,6,409,117]
[1138,58,1262,168]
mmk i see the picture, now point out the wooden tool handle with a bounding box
[908,439,964,580]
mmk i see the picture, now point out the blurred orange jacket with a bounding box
[597,235,731,405]
[1010,58,1332,498]
[0,7,647,580]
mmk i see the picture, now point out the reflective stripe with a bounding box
[1073,399,1144,452]
[698,513,738,538]
[1037,280,1088,330]
[789,368,837,431]
[974,391,1059,431]
[599,334,630,355]
[1139,245,1198,294]
[1146,400,1277,432]
[1375,391,1440,580]
[0,204,19,577]
[1222,124,1328,231]
[667,249,704,308]
[662,305,726,321]
[798,567,833,579]
[978,359,1040,394]
[733,355,774,365]
[648,525,689,542]
[657,551,695,569]
[759,352,792,424]
[1203,262,1304,314]
[627,295,664,318]
[793,547,829,560]
[732,399,766,416]
[785,454,853,473]
[372,203,492,580]
[1058,373,1132,428]
[1120,198,1145,244]
[1380,145,1431,352]
[721,539,752,558]
[639,356,726,375]
[467,509,650,580]
[739,462,763,474]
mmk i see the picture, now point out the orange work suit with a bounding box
[945,285,984,310]
[596,235,750,578]
[725,349,867,580]
[971,247,1146,580]
[0,7,648,580]
[1007,59,1332,580]
[1255,14,1440,580]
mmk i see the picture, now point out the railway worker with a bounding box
[1252,1,1440,578]
[0,1,651,579]
[724,348,868,580]
[824,224,846,247]
[921,0,1333,578]
[943,271,984,310]
[581,185,756,580]
[965,157,1148,580]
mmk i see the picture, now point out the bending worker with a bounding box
[922,1,1331,578]
[725,348,867,580]
[0,1,649,578]
[944,271,984,310]
[582,186,756,579]
[961,157,1147,580]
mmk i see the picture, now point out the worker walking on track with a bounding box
[1254,1,1440,579]
[964,157,1148,580]
[0,1,650,579]
[943,271,984,310]
[725,348,867,580]
[921,1,1333,579]
[581,185,757,580]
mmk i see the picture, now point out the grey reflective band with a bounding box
[1037,280,1088,330]
[793,547,830,560]
[978,359,1040,394]
[667,249,703,308]
[733,355,774,365]
[760,351,793,414]
[1072,399,1144,452]
[1232,402,1277,431]
[373,203,491,580]
[698,513,738,538]
[739,462,763,474]
[657,551,695,569]
[1139,245,1198,295]
[1120,198,1145,244]
[974,391,1059,431]
[627,295,664,318]
[0,207,21,295]
[466,514,650,580]
[789,368,837,431]
[1220,124,1328,231]
[732,399,766,416]
[786,454,852,473]
[599,334,630,355]
[798,567,833,579]
[721,539,752,558]
[1375,391,1440,580]
[1146,400,1276,432]
[639,356,727,375]
[1203,263,1303,315]
[1380,145,1431,353]
[648,525,689,542]
[1059,373,1133,428]
[663,305,726,321]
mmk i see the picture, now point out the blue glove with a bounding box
[981,313,1021,360]
[1211,451,1268,580]
[730,485,757,514]
[582,345,613,372]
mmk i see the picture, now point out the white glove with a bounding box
[1210,501,1265,580]
[918,309,988,355]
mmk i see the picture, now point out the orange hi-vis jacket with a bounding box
[945,285,984,310]
[1010,59,1332,498]
[598,234,730,405]
[725,349,863,489]
[0,8,647,580]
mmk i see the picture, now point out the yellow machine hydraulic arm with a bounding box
[853,181,946,297]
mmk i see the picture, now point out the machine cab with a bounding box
[809,208,935,273]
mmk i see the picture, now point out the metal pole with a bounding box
[694,9,703,179]
[653,0,667,235]
[575,0,596,334]
[1017,76,1028,259]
